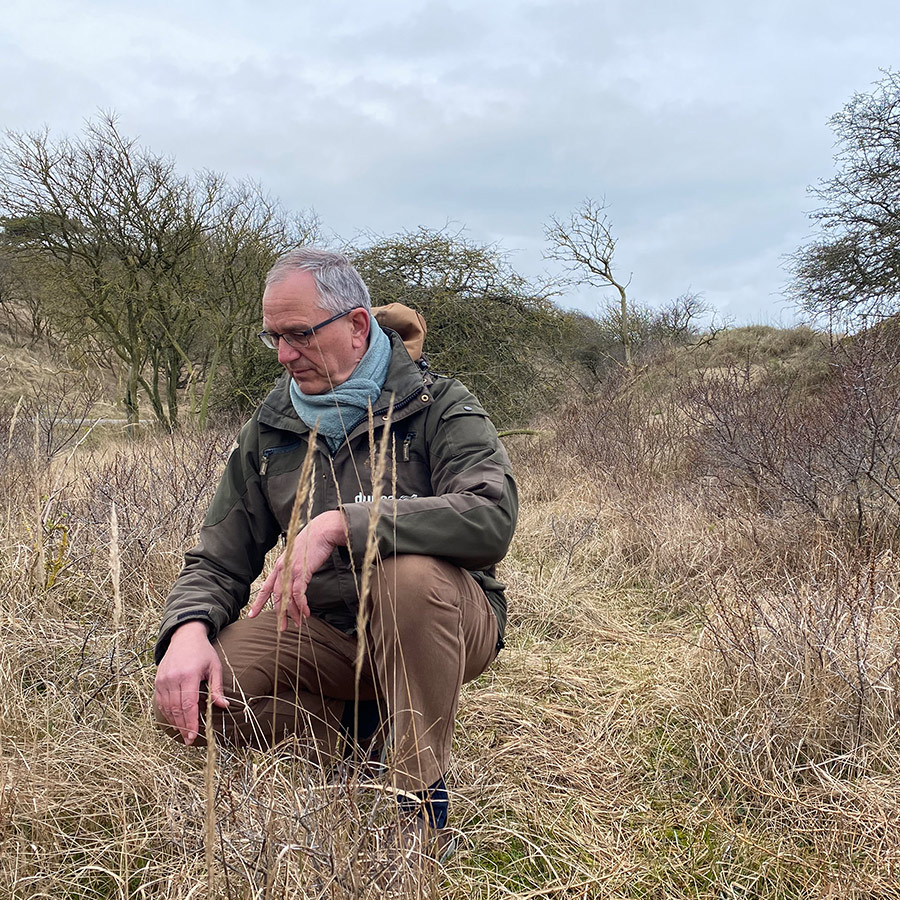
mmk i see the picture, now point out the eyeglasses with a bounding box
[258,308,353,350]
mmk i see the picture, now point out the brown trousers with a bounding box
[159,555,499,793]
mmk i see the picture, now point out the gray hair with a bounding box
[266,247,371,313]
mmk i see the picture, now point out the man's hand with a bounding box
[154,620,229,745]
[250,510,348,630]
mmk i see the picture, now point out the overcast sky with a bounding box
[2,0,898,323]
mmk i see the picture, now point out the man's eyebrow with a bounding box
[263,322,314,332]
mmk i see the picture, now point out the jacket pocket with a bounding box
[259,440,304,476]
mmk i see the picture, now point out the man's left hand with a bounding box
[249,510,348,630]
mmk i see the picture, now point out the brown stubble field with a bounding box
[1,388,899,898]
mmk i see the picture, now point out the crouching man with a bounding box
[153,248,517,852]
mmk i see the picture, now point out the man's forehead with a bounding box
[262,272,326,323]
[261,303,328,325]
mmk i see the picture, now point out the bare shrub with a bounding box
[553,368,691,488]
[70,429,234,553]
[690,330,900,545]
[697,550,900,772]
[15,368,104,460]
[54,428,236,618]
[0,362,103,521]
[0,399,35,504]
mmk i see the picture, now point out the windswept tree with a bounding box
[350,228,565,427]
[0,114,315,428]
[790,70,900,326]
[545,197,635,368]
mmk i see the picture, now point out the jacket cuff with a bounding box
[154,611,218,665]
[342,501,375,562]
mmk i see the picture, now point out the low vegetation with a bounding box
[0,318,897,898]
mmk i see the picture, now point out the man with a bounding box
[153,247,517,848]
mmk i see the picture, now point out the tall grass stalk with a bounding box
[110,502,122,632]
[354,400,393,680]
[7,395,22,451]
[205,691,217,895]
[31,413,44,590]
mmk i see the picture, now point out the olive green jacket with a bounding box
[154,330,517,664]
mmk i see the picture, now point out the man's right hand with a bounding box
[154,620,229,745]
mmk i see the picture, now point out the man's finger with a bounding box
[285,596,305,630]
[207,658,230,710]
[157,688,178,735]
[163,687,188,740]
[249,571,276,617]
[180,686,199,745]
[289,567,312,613]
[290,583,310,620]
[248,590,268,618]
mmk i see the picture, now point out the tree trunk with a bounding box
[196,339,224,430]
[124,363,141,435]
[166,352,180,430]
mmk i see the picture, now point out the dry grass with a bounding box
[0,399,898,898]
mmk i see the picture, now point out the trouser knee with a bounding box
[368,555,450,636]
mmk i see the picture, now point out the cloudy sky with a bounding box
[2,0,898,323]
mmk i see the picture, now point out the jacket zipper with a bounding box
[402,431,416,462]
[338,388,424,457]
[260,440,304,476]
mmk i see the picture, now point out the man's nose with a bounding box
[277,339,301,365]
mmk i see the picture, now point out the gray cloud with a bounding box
[2,0,899,322]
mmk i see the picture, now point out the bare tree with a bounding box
[0,114,314,428]
[789,70,900,326]
[545,197,635,368]
[654,291,709,343]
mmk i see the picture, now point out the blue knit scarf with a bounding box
[289,314,392,453]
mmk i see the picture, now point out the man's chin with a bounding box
[291,373,326,395]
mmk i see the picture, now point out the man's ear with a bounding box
[349,307,371,350]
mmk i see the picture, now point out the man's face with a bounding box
[262,269,370,395]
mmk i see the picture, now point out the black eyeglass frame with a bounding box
[258,308,354,350]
